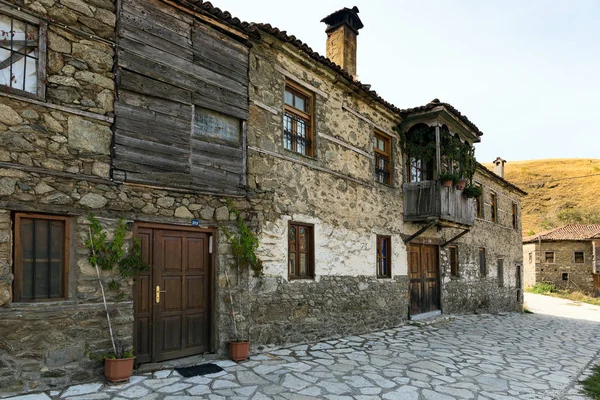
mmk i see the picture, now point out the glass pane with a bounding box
[295,96,305,112]
[35,219,49,261]
[283,114,293,150]
[11,18,26,43]
[284,90,293,106]
[378,139,385,151]
[20,218,34,259]
[289,257,296,276]
[0,15,11,50]
[50,261,62,298]
[299,253,307,275]
[50,221,64,260]
[35,259,49,298]
[299,227,307,252]
[289,225,296,246]
[381,258,386,276]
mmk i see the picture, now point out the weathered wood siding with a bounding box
[403,181,475,226]
[114,0,249,193]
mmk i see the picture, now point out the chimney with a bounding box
[493,157,507,179]
[321,6,364,78]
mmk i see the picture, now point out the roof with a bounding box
[523,224,600,243]
[399,99,484,137]
[476,162,527,196]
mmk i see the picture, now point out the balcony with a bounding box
[403,181,475,226]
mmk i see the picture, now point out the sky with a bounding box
[214,0,599,163]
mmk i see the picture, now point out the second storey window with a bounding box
[512,203,518,229]
[475,184,484,218]
[479,247,486,277]
[376,235,391,278]
[0,10,46,98]
[14,213,69,301]
[283,81,313,157]
[490,192,498,223]
[449,246,458,277]
[574,251,584,263]
[544,251,555,263]
[288,223,314,279]
[408,157,433,182]
[374,132,392,185]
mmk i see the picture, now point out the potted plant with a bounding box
[86,215,149,383]
[439,172,459,187]
[221,200,263,362]
[463,185,483,198]
[456,178,468,190]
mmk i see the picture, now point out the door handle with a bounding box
[155,285,166,304]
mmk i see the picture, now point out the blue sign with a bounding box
[191,219,199,226]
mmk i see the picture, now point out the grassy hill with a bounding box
[483,159,600,237]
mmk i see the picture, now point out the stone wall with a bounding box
[525,241,594,293]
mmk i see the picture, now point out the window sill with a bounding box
[288,277,315,281]
[377,276,392,280]
[374,181,395,189]
[282,145,316,161]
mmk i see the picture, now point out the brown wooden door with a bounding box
[408,244,440,315]
[134,226,212,363]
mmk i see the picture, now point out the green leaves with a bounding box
[223,199,264,278]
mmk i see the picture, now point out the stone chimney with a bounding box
[321,6,364,78]
[493,157,507,178]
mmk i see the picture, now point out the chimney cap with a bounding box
[321,6,364,35]
[493,157,507,165]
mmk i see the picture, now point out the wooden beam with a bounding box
[441,229,470,248]
[403,219,439,245]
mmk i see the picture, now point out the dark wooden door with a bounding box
[408,244,440,315]
[134,226,212,363]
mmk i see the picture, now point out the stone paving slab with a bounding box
[5,313,600,400]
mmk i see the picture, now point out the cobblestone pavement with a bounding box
[7,313,600,400]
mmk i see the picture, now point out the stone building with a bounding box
[523,224,600,293]
[0,0,525,394]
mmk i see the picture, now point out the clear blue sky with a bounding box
[216,0,599,163]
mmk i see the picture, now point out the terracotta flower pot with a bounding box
[228,340,250,362]
[104,357,135,384]
[442,179,453,187]
[456,179,468,190]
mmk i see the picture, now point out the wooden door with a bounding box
[408,244,440,315]
[134,226,212,363]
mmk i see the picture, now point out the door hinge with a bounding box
[209,235,213,254]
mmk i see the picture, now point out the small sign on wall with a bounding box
[191,219,200,226]
[193,107,241,145]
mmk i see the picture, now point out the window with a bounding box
[376,236,391,278]
[475,184,484,218]
[14,213,69,301]
[374,132,392,185]
[497,258,504,287]
[0,10,46,98]
[562,272,569,281]
[288,223,314,279]
[449,246,458,277]
[512,203,518,229]
[408,157,433,182]
[479,247,486,277]
[528,252,533,264]
[574,251,584,263]
[283,81,313,157]
[490,192,498,223]
[544,251,555,263]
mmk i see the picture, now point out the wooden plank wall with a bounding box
[114,0,249,194]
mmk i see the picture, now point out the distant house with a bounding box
[523,225,600,292]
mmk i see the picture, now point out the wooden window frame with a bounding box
[512,203,518,229]
[407,155,434,183]
[475,184,484,219]
[544,251,555,264]
[374,131,392,185]
[479,247,486,277]
[376,235,392,278]
[574,251,585,263]
[283,80,314,157]
[0,8,47,100]
[497,258,504,287]
[288,222,314,280]
[490,192,498,223]
[13,213,69,302]
[449,246,458,278]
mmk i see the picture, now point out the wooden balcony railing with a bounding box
[403,181,475,226]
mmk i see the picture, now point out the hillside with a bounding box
[483,159,600,237]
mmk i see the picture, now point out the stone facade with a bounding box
[0,0,525,395]
[523,240,595,292]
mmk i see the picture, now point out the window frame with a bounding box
[376,235,392,279]
[512,203,518,229]
[0,8,47,100]
[283,80,314,157]
[374,131,392,186]
[497,258,504,287]
[479,247,487,277]
[528,252,533,264]
[449,246,458,278]
[544,251,555,264]
[13,213,70,302]
[574,251,585,263]
[407,155,434,183]
[288,222,315,280]
[475,183,484,219]
[490,192,498,223]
